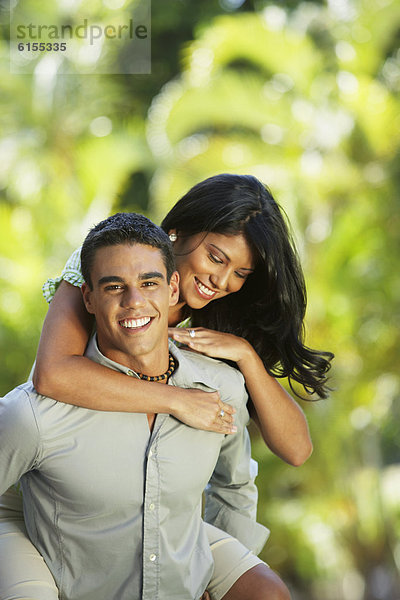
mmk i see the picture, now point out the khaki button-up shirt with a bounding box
[0,337,268,600]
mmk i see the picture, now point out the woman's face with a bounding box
[171,231,255,309]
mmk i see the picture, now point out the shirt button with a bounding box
[149,503,155,511]
[149,553,157,562]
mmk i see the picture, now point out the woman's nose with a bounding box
[209,269,230,292]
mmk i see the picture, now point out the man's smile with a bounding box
[118,316,154,332]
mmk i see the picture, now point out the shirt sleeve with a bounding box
[42,247,83,304]
[203,373,270,556]
[0,387,41,495]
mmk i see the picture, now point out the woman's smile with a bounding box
[193,277,218,299]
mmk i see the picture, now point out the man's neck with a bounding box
[97,341,170,378]
[168,301,186,327]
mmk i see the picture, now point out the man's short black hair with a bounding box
[81,212,176,289]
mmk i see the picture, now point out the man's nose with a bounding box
[121,287,146,308]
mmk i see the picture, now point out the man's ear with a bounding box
[81,282,95,315]
[168,271,180,307]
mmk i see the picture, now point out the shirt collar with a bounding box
[85,335,217,391]
[168,343,218,391]
[85,335,139,377]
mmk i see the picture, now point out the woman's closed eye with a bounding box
[235,271,248,280]
[208,252,224,264]
[208,251,250,279]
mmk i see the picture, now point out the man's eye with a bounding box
[105,285,123,291]
[142,281,157,287]
[209,253,223,264]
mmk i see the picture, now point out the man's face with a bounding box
[82,243,179,372]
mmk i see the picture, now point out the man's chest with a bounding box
[35,407,223,514]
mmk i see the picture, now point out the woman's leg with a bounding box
[0,487,58,600]
[221,564,290,600]
[205,522,290,600]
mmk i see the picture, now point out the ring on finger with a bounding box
[218,409,225,418]
[189,329,196,338]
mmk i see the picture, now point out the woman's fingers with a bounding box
[200,392,237,434]
[169,329,218,354]
[171,389,237,434]
[215,404,235,427]
[169,327,204,338]
[168,327,245,362]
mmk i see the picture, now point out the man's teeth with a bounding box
[196,280,215,297]
[120,317,151,328]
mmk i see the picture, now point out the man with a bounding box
[0,213,269,599]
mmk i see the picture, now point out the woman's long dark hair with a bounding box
[161,173,333,400]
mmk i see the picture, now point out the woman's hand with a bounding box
[170,327,313,466]
[168,327,251,363]
[170,387,237,435]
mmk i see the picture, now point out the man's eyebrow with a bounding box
[138,271,165,281]
[209,244,255,272]
[98,276,125,285]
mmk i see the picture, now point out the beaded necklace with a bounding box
[135,353,176,382]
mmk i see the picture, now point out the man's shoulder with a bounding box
[1,381,57,422]
[0,382,41,437]
[1,381,35,409]
[178,349,246,399]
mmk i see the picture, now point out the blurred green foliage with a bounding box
[1,0,400,598]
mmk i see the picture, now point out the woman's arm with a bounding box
[169,327,313,466]
[32,282,236,434]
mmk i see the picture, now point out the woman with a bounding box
[1,174,333,599]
